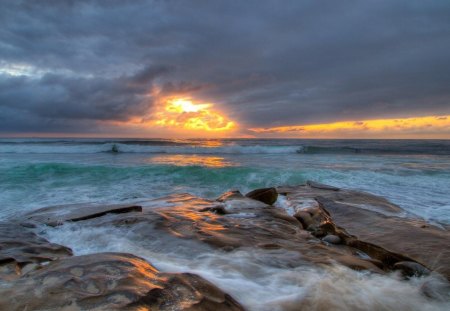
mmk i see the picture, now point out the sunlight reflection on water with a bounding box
[149,154,236,167]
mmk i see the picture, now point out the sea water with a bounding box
[1,138,449,310]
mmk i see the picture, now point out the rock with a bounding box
[294,211,314,228]
[25,194,363,272]
[199,204,227,214]
[335,255,384,274]
[317,196,450,277]
[282,185,450,278]
[21,187,450,281]
[393,261,431,277]
[216,190,245,202]
[323,234,341,244]
[0,252,244,311]
[40,193,387,273]
[25,203,142,226]
[306,180,340,191]
[245,187,278,205]
[280,185,402,214]
[0,222,72,280]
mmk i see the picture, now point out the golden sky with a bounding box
[97,97,450,139]
[248,115,450,139]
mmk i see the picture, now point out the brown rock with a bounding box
[335,255,384,274]
[394,261,431,277]
[282,184,450,278]
[0,252,244,311]
[25,203,142,226]
[323,234,342,244]
[306,180,340,191]
[245,187,278,205]
[0,222,72,280]
[44,193,388,273]
[216,190,244,202]
[294,211,313,228]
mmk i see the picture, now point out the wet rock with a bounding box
[282,185,450,278]
[317,196,450,277]
[323,234,341,244]
[0,222,72,280]
[216,190,244,202]
[294,211,313,228]
[25,203,142,226]
[394,261,431,277]
[279,184,402,214]
[0,252,244,311]
[199,204,227,215]
[64,194,385,273]
[245,187,278,205]
[306,180,340,191]
[335,255,384,274]
[291,198,320,214]
[23,187,450,281]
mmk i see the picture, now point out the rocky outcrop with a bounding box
[13,182,450,308]
[0,252,244,311]
[26,193,390,273]
[280,183,450,279]
[25,203,142,226]
[0,222,72,280]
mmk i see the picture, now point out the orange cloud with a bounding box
[249,115,450,138]
[106,97,237,138]
[151,98,235,132]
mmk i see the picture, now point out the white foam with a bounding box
[0,142,301,154]
[42,222,450,311]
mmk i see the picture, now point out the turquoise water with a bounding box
[1,138,449,223]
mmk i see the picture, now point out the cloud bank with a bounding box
[1,0,449,137]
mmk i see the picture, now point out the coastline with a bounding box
[1,182,449,310]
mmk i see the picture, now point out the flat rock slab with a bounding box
[317,196,450,279]
[25,203,142,226]
[281,184,450,279]
[0,222,72,280]
[0,252,244,311]
[278,184,402,215]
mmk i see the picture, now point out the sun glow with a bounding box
[249,115,450,138]
[152,98,236,132]
[151,155,233,167]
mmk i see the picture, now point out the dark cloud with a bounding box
[0,0,449,134]
[0,64,170,132]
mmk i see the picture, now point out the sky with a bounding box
[0,0,450,138]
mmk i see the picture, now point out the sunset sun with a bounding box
[152,98,236,132]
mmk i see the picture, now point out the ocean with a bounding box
[1,138,449,310]
[1,138,449,223]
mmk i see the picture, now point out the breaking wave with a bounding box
[0,142,300,154]
[1,139,449,155]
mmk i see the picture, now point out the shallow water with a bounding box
[1,138,450,310]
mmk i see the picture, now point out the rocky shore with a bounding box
[1,181,449,310]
